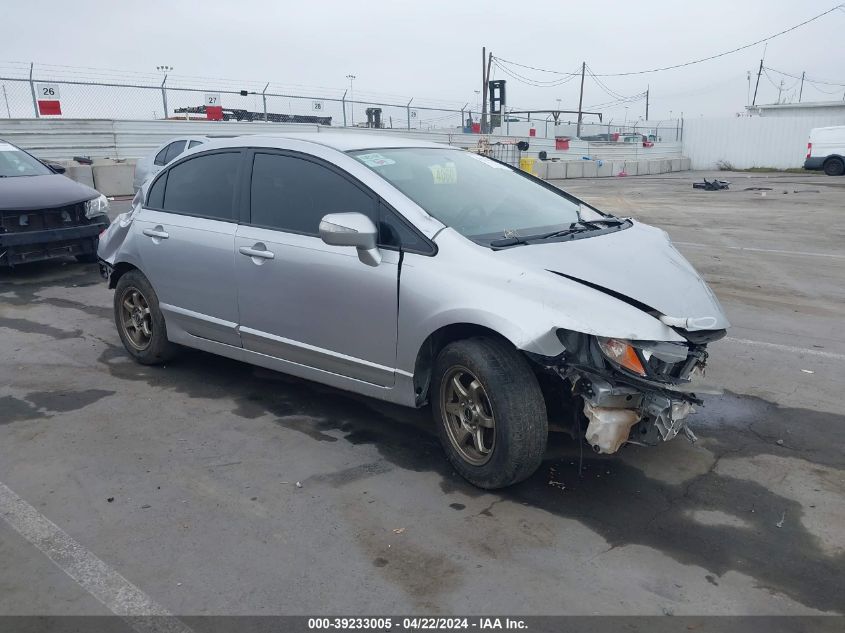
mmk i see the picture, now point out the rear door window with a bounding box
[161,151,241,221]
[146,173,166,208]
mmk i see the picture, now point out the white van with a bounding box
[804,126,845,176]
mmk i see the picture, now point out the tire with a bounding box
[432,337,548,489]
[75,253,98,263]
[113,270,177,365]
[823,157,844,177]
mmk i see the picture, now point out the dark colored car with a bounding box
[0,140,110,266]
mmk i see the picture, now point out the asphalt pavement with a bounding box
[0,171,843,617]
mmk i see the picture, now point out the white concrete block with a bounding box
[547,161,566,180]
[612,161,626,176]
[65,165,95,188]
[681,157,691,171]
[624,161,639,176]
[582,161,598,178]
[566,161,584,179]
[671,158,682,172]
[532,161,548,179]
[92,164,134,196]
[597,161,613,177]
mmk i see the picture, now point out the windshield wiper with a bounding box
[489,218,626,248]
[490,223,583,247]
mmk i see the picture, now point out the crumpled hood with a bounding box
[0,174,99,211]
[495,221,730,329]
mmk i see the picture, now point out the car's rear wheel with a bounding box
[113,270,176,365]
[432,337,547,489]
[823,157,844,176]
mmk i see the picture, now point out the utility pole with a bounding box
[645,85,649,120]
[777,79,784,104]
[576,61,586,138]
[481,47,492,133]
[799,71,805,102]
[751,59,763,106]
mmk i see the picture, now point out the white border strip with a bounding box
[723,336,845,361]
[674,241,845,260]
[0,480,192,633]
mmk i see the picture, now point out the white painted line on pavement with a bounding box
[0,480,192,633]
[723,337,845,361]
[674,241,845,260]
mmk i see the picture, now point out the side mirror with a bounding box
[319,212,382,267]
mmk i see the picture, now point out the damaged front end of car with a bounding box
[530,327,725,454]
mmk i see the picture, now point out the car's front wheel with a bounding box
[113,269,176,365]
[432,337,548,489]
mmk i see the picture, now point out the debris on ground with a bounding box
[295,481,303,488]
[141,504,151,509]
[106,497,114,503]
[776,512,786,528]
[776,439,785,446]
[801,369,814,374]
[393,528,405,535]
[744,187,773,191]
[693,178,730,191]
[547,466,566,490]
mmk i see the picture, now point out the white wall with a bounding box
[0,118,683,163]
[682,114,845,170]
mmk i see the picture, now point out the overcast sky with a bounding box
[1,0,843,123]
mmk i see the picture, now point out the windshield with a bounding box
[0,143,52,177]
[350,147,606,243]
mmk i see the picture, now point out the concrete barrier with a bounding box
[92,163,134,197]
[671,158,682,172]
[582,161,598,178]
[565,161,584,179]
[64,165,95,189]
[547,161,566,180]
[597,161,613,177]
[531,161,548,179]
[624,161,639,176]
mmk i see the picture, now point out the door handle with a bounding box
[239,245,275,260]
[142,227,169,239]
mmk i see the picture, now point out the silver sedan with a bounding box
[99,133,729,489]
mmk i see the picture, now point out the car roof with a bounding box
[195,131,451,153]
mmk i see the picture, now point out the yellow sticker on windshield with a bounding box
[429,162,457,184]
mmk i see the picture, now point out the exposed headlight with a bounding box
[596,337,647,376]
[84,194,110,219]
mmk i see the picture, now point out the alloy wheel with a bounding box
[119,287,153,351]
[440,366,496,465]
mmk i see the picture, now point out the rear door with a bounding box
[134,149,243,346]
[234,149,400,386]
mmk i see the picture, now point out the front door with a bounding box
[134,150,242,347]
[235,150,399,386]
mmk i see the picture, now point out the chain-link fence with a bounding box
[1,63,683,143]
[0,62,475,132]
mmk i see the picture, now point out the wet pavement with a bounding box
[0,172,843,616]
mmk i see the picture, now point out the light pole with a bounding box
[156,66,173,120]
[346,74,356,126]
[474,90,480,117]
